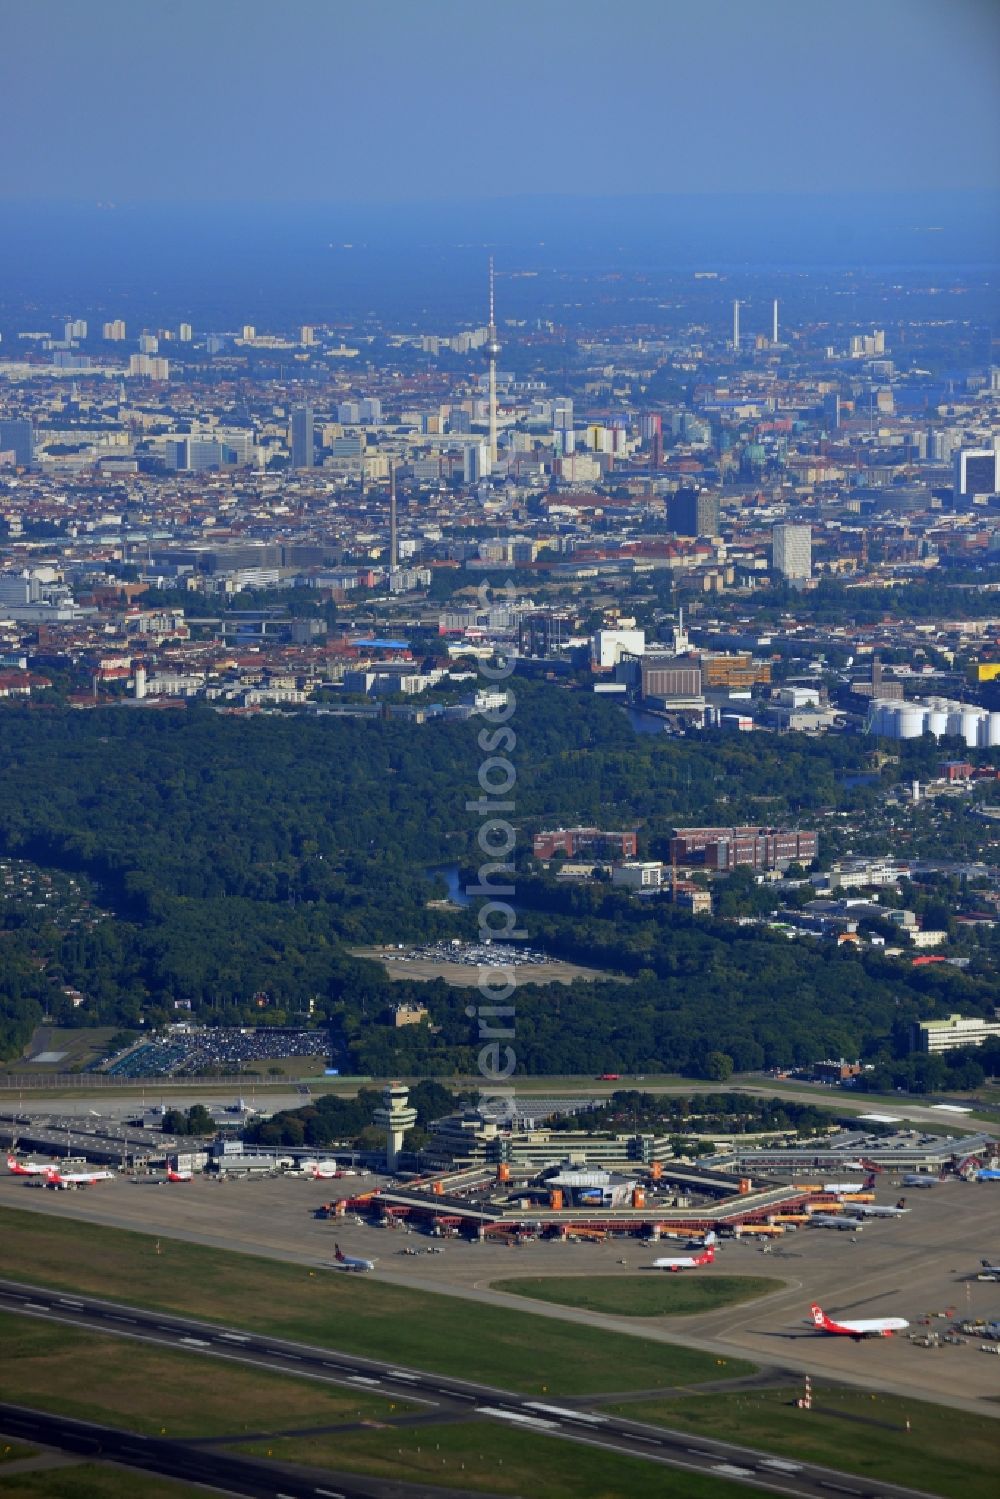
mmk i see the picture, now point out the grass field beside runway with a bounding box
[0,1312,405,1438]
[0,1206,754,1395]
[492,1274,782,1316]
[603,1385,998,1499]
[0,1467,205,1498]
[238,1422,762,1498]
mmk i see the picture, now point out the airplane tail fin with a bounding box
[863,1172,876,1190]
[810,1302,827,1326]
[334,1244,345,1262]
[704,1231,717,1248]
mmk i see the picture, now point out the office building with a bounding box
[822,392,841,430]
[533,828,638,860]
[669,488,720,537]
[102,320,126,341]
[669,826,817,872]
[772,523,812,581]
[290,405,314,470]
[953,448,999,505]
[178,323,192,342]
[915,1014,1000,1055]
[553,398,574,432]
[300,325,315,346]
[0,420,34,468]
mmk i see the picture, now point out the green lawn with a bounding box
[0,1312,405,1438]
[0,1468,206,1498]
[603,1386,999,1499]
[0,1205,752,1396]
[0,1448,35,1467]
[493,1274,781,1317]
[240,1421,765,1498]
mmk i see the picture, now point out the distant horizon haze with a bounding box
[2,0,998,202]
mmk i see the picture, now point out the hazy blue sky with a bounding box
[4,0,998,203]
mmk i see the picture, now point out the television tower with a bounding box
[732,298,741,352]
[486,257,500,468]
[388,461,398,572]
[772,298,779,345]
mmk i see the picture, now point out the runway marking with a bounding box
[760,1458,804,1472]
[713,1463,754,1477]
[477,1406,557,1430]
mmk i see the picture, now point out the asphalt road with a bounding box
[0,1278,949,1499]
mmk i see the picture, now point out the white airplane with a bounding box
[809,1213,863,1231]
[166,1166,193,1183]
[980,1259,1000,1276]
[902,1175,936,1189]
[310,1162,339,1180]
[843,1203,909,1219]
[652,1233,716,1272]
[809,1302,908,1340]
[45,1165,115,1189]
[6,1155,52,1177]
[333,1243,376,1273]
[822,1183,870,1196]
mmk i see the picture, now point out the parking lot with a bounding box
[2,1161,998,1412]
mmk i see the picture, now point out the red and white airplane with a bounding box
[311,1162,339,1180]
[333,1243,376,1272]
[166,1166,193,1183]
[45,1165,115,1189]
[809,1302,909,1340]
[6,1155,52,1177]
[652,1234,716,1272]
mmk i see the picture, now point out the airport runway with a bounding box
[0,1401,486,1499]
[3,1081,996,1133]
[0,1280,954,1499]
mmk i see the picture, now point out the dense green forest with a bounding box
[0,693,992,1076]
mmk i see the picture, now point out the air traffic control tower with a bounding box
[375,1080,417,1172]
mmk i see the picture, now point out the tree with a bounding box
[704,1051,735,1082]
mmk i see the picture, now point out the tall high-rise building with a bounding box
[388,462,398,571]
[102,319,126,341]
[823,392,841,430]
[668,488,720,537]
[485,258,500,469]
[772,523,812,582]
[772,299,779,344]
[290,405,315,470]
[300,325,315,347]
[953,448,1000,505]
[178,323,192,342]
[0,420,34,468]
[732,299,740,351]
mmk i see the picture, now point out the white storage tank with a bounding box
[897,706,925,739]
[927,709,948,739]
[961,709,981,747]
